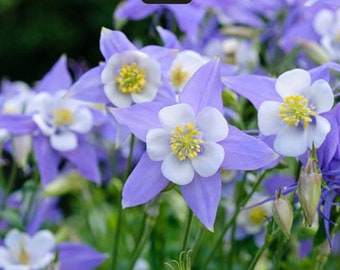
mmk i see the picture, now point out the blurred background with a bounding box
[0,0,120,83]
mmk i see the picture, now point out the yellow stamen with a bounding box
[279,95,316,129]
[170,123,203,161]
[18,247,30,265]
[53,109,74,126]
[171,66,189,89]
[116,62,146,94]
[248,207,267,225]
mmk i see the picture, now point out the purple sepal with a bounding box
[100,28,137,61]
[58,242,107,270]
[0,114,36,134]
[34,55,72,93]
[33,135,60,186]
[122,152,170,207]
[180,173,221,231]
[220,125,278,170]
[180,58,223,114]
[67,65,108,103]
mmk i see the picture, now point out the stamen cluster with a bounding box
[170,123,203,161]
[116,62,146,94]
[279,95,316,129]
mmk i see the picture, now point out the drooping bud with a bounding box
[298,172,322,227]
[272,191,294,238]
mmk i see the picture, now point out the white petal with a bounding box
[313,9,334,36]
[146,128,171,161]
[31,253,55,269]
[0,248,15,266]
[258,101,285,135]
[274,126,307,157]
[69,108,93,133]
[103,81,133,108]
[131,83,158,103]
[32,114,55,136]
[50,131,77,152]
[306,115,331,148]
[161,154,195,185]
[275,69,311,98]
[101,54,122,84]
[142,58,162,85]
[158,104,195,131]
[191,142,224,177]
[28,230,55,264]
[196,107,229,142]
[4,229,29,258]
[308,79,334,113]
[12,135,32,168]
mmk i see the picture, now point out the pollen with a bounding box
[279,95,316,129]
[248,207,267,226]
[170,123,203,161]
[53,108,74,126]
[171,66,189,89]
[116,62,146,94]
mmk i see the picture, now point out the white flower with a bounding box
[146,103,229,185]
[169,50,208,93]
[237,194,272,235]
[258,69,333,157]
[30,92,93,152]
[101,50,162,108]
[0,229,56,270]
[313,8,340,61]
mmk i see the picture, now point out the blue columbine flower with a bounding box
[111,58,277,230]
[67,28,177,108]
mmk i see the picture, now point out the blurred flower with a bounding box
[0,229,56,270]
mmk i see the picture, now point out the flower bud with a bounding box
[272,193,293,238]
[298,172,322,227]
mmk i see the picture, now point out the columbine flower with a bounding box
[258,68,333,156]
[68,28,176,108]
[146,103,228,185]
[112,58,277,229]
[0,229,56,270]
[168,50,208,94]
[29,91,93,152]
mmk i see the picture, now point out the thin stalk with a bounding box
[202,170,270,270]
[248,228,281,270]
[182,210,193,251]
[111,134,135,270]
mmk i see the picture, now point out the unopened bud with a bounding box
[298,172,322,227]
[298,39,330,65]
[272,193,293,238]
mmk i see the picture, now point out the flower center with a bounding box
[170,123,203,161]
[279,95,316,129]
[171,66,189,89]
[18,246,30,265]
[248,207,267,226]
[116,62,146,94]
[53,109,74,126]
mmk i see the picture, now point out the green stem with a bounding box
[0,162,17,224]
[127,207,157,270]
[111,134,135,270]
[182,210,193,251]
[248,228,281,270]
[202,170,270,270]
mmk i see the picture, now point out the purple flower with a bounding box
[68,28,177,107]
[112,58,277,230]
[0,56,101,186]
[223,62,340,157]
